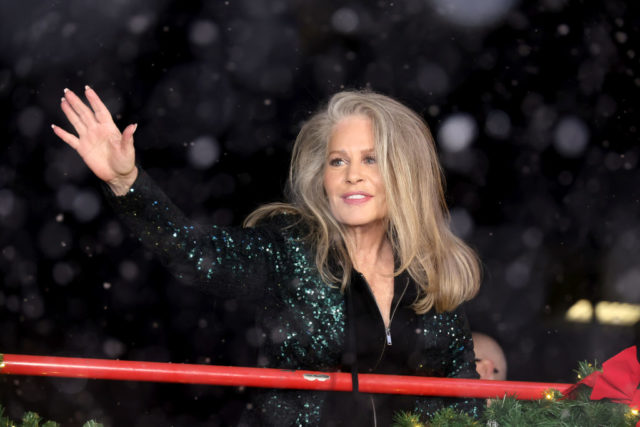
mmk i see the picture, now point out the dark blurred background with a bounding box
[0,0,639,425]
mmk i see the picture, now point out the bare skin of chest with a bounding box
[359,269,395,328]
[352,233,396,328]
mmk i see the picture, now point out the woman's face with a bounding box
[323,115,388,230]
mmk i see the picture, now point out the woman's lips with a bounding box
[341,192,373,205]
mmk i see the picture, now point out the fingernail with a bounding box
[51,124,56,129]
[133,123,138,132]
[61,97,66,102]
[63,88,69,93]
[85,85,90,91]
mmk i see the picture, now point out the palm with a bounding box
[53,87,137,194]
[76,122,134,182]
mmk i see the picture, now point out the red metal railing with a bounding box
[0,353,571,399]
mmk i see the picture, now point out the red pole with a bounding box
[0,353,571,400]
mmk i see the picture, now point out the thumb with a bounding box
[121,123,138,146]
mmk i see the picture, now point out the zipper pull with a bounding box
[385,327,392,346]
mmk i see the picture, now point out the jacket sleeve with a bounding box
[104,167,289,299]
[446,305,480,380]
[412,306,485,420]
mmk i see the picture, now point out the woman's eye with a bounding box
[329,158,345,166]
[364,156,376,164]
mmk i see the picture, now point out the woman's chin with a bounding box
[339,217,386,230]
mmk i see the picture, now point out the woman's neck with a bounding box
[345,221,393,272]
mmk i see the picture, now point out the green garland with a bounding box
[393,361,640,427]
[0,406,103,427]
[0,405,103,427]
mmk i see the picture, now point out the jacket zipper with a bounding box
[359,275,410,370]
[360,275,409,427]
[385,327,392,345]
[370,396,378,427]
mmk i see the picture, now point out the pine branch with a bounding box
[392,411,425,427]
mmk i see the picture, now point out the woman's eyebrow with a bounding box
[327,148,375,155]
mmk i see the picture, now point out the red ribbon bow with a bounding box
[567,346,640,425]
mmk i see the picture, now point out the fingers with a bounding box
[60,96,86,135]
[84,86,113,124]
[63,88,97,127]
[51,124,80,150]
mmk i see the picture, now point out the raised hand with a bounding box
[52,86,138,196]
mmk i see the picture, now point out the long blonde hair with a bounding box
[244,90,480,313]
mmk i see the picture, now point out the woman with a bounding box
[53,87,482,425]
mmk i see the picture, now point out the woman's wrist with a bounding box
[107,167,139,196]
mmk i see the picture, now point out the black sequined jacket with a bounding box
[107,168,482,426]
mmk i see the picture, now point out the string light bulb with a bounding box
[543,389,562,401]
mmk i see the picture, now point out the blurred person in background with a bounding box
[472,332,507,381]
[52,86,482,426]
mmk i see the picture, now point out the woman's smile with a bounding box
[342,191,373,204]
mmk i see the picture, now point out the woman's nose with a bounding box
[346,163,364,183]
